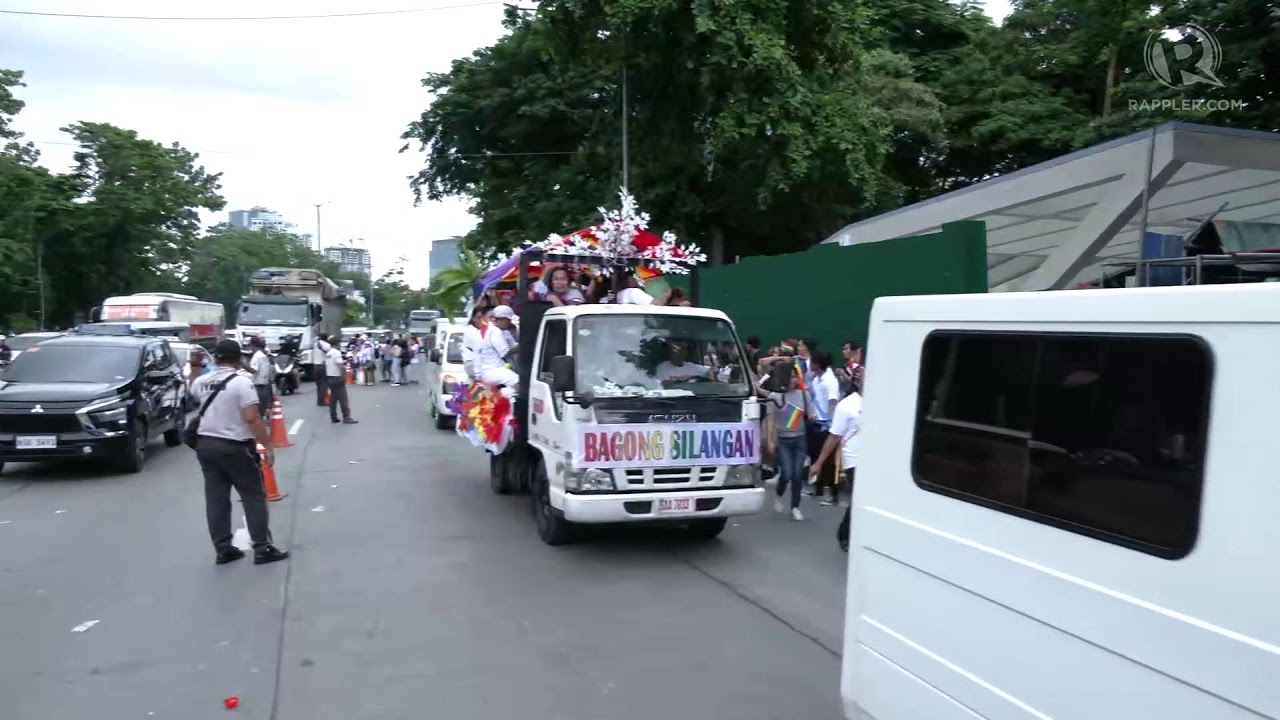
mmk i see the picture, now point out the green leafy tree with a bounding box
[403,1,941,259]
[427,247,486,319]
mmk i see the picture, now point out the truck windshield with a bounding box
[239,302,309,326]
[572,314,750,399]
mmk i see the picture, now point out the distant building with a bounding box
[326,246,373,276]
[228,206,296,233]
[429,236,462,278]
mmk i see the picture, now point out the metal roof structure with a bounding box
[823,122,1280,291]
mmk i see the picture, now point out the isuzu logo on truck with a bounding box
[649,414,696,423]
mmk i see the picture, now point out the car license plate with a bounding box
[16,435,57,449]
[657,497,694,514]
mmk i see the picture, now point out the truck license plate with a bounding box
[16,436,57,449]
[657,497,694,514]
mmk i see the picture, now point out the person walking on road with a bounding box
[313,333,329,407]
[248,336,274,421]
[810,367,863,552]
[322,338,358,424]
[190,339,290,566]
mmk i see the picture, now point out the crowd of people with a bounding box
[747,335,864,550]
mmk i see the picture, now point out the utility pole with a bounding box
[36,236,45,330]
[620,31,629,191]
[313,202,329,253]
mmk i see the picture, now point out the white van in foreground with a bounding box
[426,324,469,430]
[843,283,1278,720]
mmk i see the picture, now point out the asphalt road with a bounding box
[0,379,849,720]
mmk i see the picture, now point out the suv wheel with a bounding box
[163,411,185,448]
[117,419,147,473]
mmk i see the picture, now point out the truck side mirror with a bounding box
[429,348,441,363]
[310,303,322,322]
[549,355,575,393]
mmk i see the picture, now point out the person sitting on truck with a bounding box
[475,305,519,393]
[461,305,490,378]
[528,265,585,306]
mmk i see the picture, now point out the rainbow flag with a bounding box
[782,403,805,431]
[793,359,807,391]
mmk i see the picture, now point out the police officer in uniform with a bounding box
[191,339,290,566]
[313,333,328,406]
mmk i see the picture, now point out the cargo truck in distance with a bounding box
[237,268,347,378]
[478,252,767,545]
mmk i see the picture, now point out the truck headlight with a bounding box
[723,464,761,488]
[564,467,615,493]
[442,374,461,394]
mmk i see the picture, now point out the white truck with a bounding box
[482,260,766,545]
[236,268,347,377]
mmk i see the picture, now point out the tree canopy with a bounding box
[403,0,1278,261]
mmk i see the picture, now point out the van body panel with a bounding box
[842,285,1280,720]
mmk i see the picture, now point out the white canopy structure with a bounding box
[823,122,1280,291]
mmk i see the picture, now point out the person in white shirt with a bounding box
[811,372,863,550]
[461,305,489,378]
[247,336,274,420]
[476,305,519,392]
[321,339,357,424]
[654,341,712,384]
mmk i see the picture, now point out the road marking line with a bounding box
[71,620,100,633]
[288,419,304,435]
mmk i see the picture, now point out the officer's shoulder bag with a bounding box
[184,373,237,450]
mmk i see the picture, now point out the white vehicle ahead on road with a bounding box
[843,283,1278,720]
[426,324,468,429]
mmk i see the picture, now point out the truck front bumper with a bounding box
[558,487,766,523]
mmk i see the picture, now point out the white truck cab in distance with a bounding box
[844,283,1279,720]
[514,303,767,544]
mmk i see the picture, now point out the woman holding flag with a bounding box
[756,359,815,521]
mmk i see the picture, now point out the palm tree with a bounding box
[429,247,486,320]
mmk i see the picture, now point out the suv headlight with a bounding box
[723,464,761,488]
[563,467,615,493]
[441,374,461,394]
[78,398,132,430]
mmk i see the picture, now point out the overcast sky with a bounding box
[0,0,1013,288]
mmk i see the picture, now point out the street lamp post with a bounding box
[313,201,330,253]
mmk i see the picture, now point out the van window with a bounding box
[912,331,1211,559]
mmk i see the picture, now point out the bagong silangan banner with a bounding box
[575,422,759,469]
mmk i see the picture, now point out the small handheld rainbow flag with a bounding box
[782,403,805,431]
[793,358,808,391]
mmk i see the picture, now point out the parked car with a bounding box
[2,331,65,364]
[0,333,188,473]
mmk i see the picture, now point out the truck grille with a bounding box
[616,466,718,489]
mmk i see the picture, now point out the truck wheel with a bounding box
[531,461,575,546]
[490,453,512,495]
[432,404,451,430]
[687,517,728,539]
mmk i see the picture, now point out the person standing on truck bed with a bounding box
[461,305,489,379]
[191,339,289,566]
[476,305,519,393]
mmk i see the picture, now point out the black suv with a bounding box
[0,334,188,473]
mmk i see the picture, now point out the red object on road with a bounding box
[224,696,239,710]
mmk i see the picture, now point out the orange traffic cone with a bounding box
[345,361,355,385]
[269,397,293,448]
[257,443,286,501]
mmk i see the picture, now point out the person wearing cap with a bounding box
[190,339,289,566]
[461,304,490,379]
[476,305,519,391]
